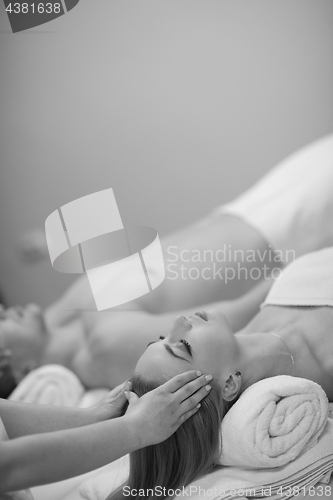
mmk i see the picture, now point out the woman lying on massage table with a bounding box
[103,246,333,499]
[1,134,333,389]
[0,370,211,494]
[1,247,332,498]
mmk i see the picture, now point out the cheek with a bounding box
[194,350,221,378]
[208,340,229,375]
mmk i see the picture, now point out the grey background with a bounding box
[0,0,332,307]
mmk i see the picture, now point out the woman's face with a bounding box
[135,310,239,386]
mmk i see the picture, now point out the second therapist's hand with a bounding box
[89,382,129,422]
[124,370,212,447]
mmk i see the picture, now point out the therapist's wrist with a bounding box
[121,414,145,451]
[83,404,124,425]
[77,406,104,426]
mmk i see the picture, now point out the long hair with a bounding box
[107,374,229,500]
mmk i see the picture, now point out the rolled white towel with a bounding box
[9,364,84,407]
[79,389,109,408]
[220,376,329,469]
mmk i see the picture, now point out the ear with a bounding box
[222,373,241,402]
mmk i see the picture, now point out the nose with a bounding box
[169,315,192,339]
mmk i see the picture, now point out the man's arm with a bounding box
[45,274,99,328]
[45,214,278,329]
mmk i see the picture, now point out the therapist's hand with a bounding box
[124,370,213,446]
[90,381,129,422]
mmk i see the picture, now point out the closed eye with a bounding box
[180,338,192,356]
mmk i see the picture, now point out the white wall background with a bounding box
[0,0,332,307]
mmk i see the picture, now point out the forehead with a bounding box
[135,344,187,381]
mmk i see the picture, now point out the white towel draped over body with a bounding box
[214,134,333,261]
[262,247,333,308]
[9,365,85,407]
[220,376,329,469]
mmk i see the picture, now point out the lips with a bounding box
[194,311,208,321]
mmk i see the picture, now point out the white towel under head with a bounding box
[220,375,329,469]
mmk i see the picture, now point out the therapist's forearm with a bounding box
[0,399,98,439]
[1,416,139,492]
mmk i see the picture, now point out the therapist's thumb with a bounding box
[124,390,139,405]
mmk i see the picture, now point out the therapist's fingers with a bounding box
[179,406,201,424]
[172,372,213,404]
[125,391,139,405]
[108,380,128,398]
[179,384,212,423]
[162,370,204,393]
